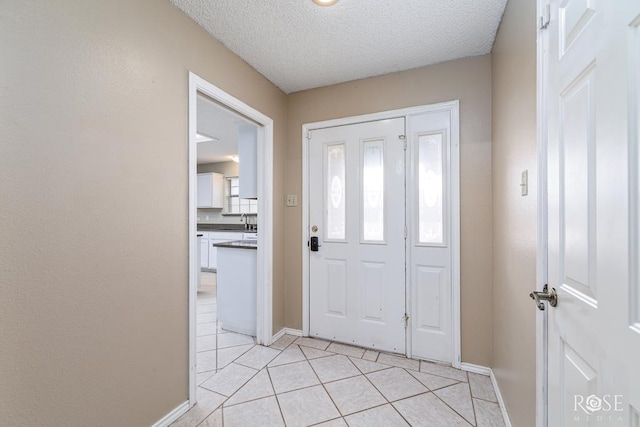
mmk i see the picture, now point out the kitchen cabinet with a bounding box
[199,231,243,270]
[197,173,224,208]
[199,235,209,268]
[237,124,257,199]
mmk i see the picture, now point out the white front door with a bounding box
[309,118,407,353]
[543,0,640,424]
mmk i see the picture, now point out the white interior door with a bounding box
[407,110,454,363]
[309,118,407,353]
[543,0,640,424]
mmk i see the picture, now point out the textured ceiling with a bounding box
[171,0,507,94]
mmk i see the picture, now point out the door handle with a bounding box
[530,284,558,310]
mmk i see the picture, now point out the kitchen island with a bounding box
[213,240,257,336]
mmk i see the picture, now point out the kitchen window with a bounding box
[225,176,258,214]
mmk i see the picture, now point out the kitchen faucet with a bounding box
[240,213,247,229]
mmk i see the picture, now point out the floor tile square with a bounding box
[197,370,216,386]
[197,349,217,373]
[225,369,274,406]
[270,334,297,350]
[300,345,335,360]
[223,396,284,427]
[197,303,216,314]
[198,312,216,324]
[170,387,225,427]
[197,322,218,337]
[234,345,281,369]
[433,382,476,425]
[473,398,506,427]
[392,392,468,426]
[268,360,320,393]
[314,418,348,427]
[363,349,380,361]
[216,344,254,369]
[199,408,222,427]
[197,335,217,352]
[468,372,497,402]
[277,385,340,427]
[419,361,468,382]
[217,332,255,349]
[326,342,366,358]
[200,362,257,397]
[349,356,392,374]
[377,353,420,371]
[408,370,459,391]
[344,404,409,427]
[268,345,306,367]
[294,336,331,350]
[366,367,428,401]
[309,354,360,383]
[324,375,386,415]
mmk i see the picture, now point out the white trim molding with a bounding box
[301,101,461,367]
[187,72,274,407]
[272,328,304,343]
[150,401,190,427]
[460,363,513,427]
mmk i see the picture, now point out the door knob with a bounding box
[530,284,558,310]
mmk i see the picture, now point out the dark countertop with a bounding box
[212,240,258,250]
[198,224,245,232]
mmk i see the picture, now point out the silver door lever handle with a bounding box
[530,285,558,310]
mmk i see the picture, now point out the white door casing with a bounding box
[308,118,407,353]
[541,0,640,425]
[188,72,274,410]
[407,110,454,364]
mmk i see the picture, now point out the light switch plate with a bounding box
[286,194,298,207]
[521,170,528,196]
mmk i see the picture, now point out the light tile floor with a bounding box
[173,272,505,427]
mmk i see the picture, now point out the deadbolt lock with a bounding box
[311,225,318,233]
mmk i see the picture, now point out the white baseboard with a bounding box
[272,327,303,342]
[151,401,189,427]
[460,363,512,427]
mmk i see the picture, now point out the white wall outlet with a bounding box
[286,194,298,207]
[521,170,528,196]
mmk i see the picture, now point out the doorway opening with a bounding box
[188,73,274,407]
[301,101,461,367]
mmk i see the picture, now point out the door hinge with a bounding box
[306,130,312,140]
[399,135,407,150]
[404,225,407,239]
[539,4,550,30]
[402,313,409,328]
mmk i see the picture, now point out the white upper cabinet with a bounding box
[197,172,224,208]
[237,124,257,199]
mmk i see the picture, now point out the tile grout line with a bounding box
[266,364,288,425]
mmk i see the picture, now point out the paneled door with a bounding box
[308,118,407,353]
[407,110,454,363]
[543,0,640,424]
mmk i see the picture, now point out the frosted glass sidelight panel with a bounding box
[418,133,444,244]
[326,144,346,240]
[362,140,385,241]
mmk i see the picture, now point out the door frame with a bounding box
[187,72,274,406]
[301,101,461,367]
[535,1,549,425]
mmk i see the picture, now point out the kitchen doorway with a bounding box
[187,72,274,408]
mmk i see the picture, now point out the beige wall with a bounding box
[285,55,494,366]
[491,0,538,425]
[0,1,287,426]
